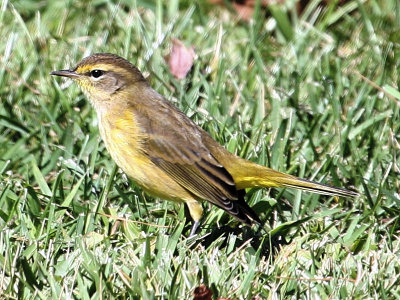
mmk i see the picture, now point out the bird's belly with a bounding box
[99,120,195,203]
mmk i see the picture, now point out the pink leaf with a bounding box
[168,39,195,79]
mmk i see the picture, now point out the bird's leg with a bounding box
[185,201,203,237]
[189,220,200,237]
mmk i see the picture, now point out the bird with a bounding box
[51,53,358,235]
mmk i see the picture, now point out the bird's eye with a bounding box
[90,70,103,78]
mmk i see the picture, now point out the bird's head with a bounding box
[51,53,146,107]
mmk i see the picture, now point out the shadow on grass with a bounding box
[183,216,293,259]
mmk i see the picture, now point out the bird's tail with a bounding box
[269,173,359,197]
[230,159,358,197]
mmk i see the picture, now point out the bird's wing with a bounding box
[148,133,239,205]
[134,95,245,215]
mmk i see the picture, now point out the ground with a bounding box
[0,0,399,299]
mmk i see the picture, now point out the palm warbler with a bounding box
[51,53,358,234]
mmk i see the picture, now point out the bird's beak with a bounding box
[50,69,80,79]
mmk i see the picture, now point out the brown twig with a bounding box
[352,70,400,105]
[3,64,41,95]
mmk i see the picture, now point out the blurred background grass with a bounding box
[0,0,399,298]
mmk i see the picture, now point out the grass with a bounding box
[0,0,399,298]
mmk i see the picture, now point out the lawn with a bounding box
[0,0,399,298]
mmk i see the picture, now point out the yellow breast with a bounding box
[98,110,149,183]
[97,109,196,203]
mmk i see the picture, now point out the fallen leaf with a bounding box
[193,285,212,300]
[209,0,273,21]
[210,0,350,20]
[167,38,195,79]
[232,1,255,21]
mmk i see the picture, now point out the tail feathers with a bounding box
[226,158,358,197]
[276,176,359,198]
[217,190,262,225]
